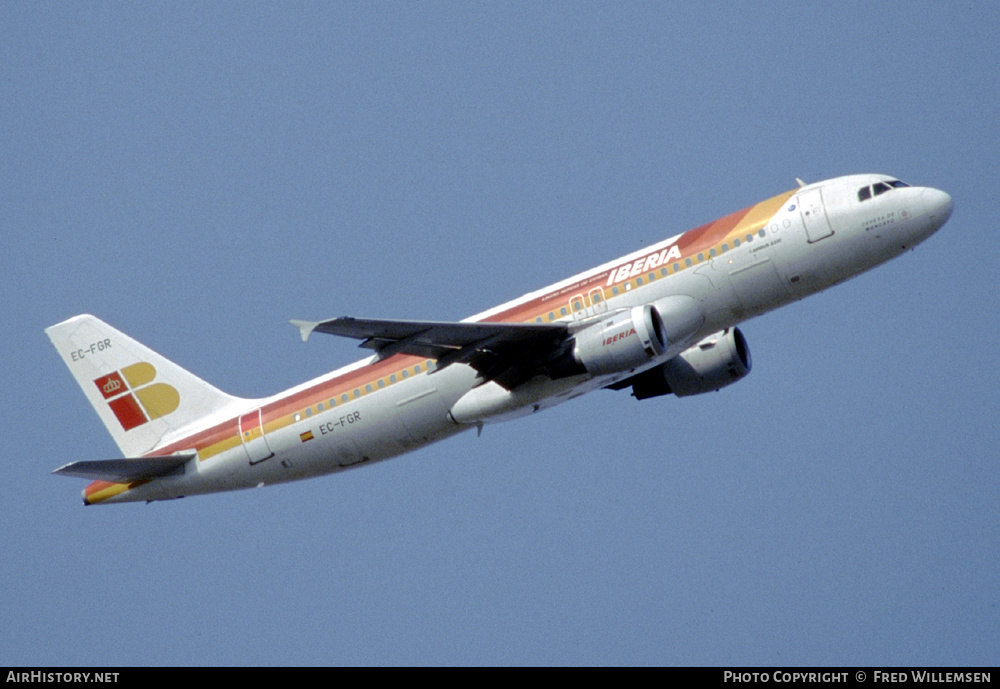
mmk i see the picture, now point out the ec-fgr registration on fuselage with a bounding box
[48,174,953,505]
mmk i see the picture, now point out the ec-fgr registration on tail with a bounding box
[47,174,953,505]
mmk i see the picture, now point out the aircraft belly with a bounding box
[449,373,600,425]
[727,257,790,318]
[396,386,452,445]
[289,367,473,466]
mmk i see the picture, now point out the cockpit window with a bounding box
[858,179,910,201]
[859,180,909,202]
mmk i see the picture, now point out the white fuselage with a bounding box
[98,174,953,504]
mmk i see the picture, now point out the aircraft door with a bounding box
[589,287,608,315]
[240,409,275,464]
[798,188,834,243]
[569,289,608,320]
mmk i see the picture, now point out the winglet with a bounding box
[290,319,318,342]
[796,177,807,188]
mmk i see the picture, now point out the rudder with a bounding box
[46,314,247,457]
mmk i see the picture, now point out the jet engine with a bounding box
[548,297,706,380]
[627,327,752,399]
[570,305,667,376]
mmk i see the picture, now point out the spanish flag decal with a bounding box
[94,363,180,431]
[299,430,314,443]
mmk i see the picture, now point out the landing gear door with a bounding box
[798,188,834,243]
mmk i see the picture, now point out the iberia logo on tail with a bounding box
[93,362,179,431]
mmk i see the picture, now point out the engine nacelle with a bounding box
[572,305,667,376]
[630,327,752,399]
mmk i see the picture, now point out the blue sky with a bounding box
[3,2,997,666]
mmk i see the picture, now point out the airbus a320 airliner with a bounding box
[48,174,952,505]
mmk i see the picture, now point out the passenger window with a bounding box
[858,186,872,201]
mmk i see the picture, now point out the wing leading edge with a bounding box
[291,317,573,389]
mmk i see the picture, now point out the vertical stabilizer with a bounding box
[46,314,247,457]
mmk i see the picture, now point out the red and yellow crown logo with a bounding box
[93,362,179,431]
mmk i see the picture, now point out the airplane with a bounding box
[46,173,953,505]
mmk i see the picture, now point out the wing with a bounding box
[291,317,573,389]
[52,453,194,482]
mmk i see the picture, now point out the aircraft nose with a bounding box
[921,187,954,225]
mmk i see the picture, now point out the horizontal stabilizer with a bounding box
[52,452,195,483]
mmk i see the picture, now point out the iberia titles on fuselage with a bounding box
[47,174,953,504]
